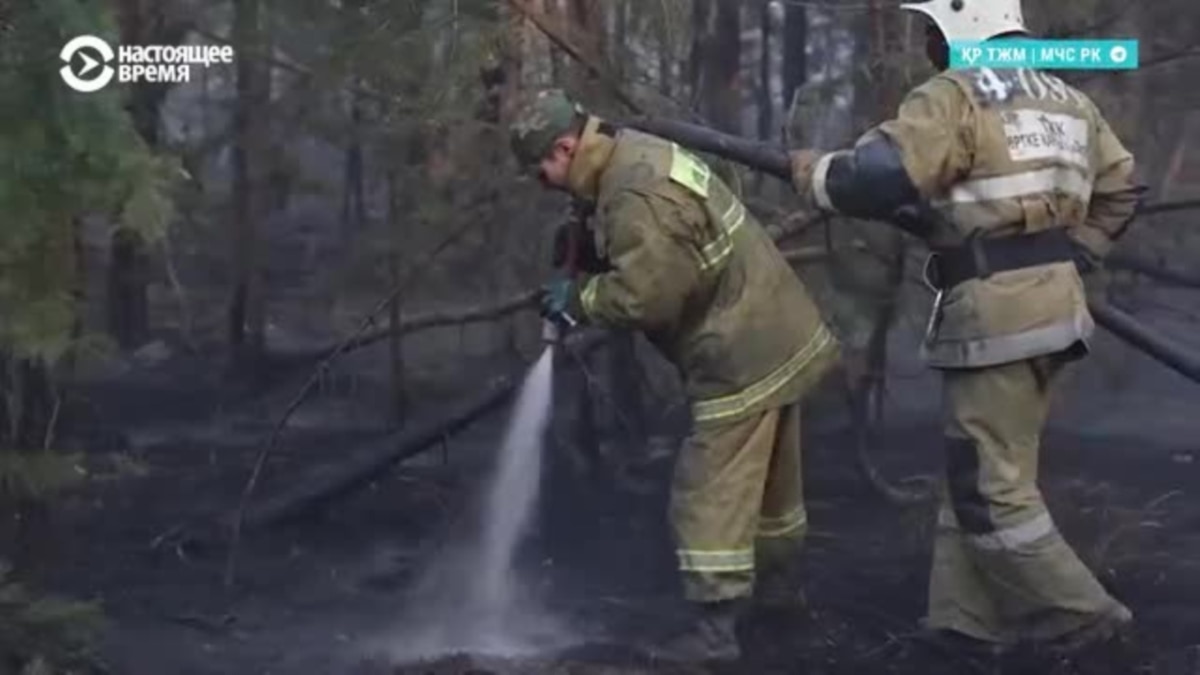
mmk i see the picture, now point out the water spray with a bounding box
[377,310,576,664]
[408,295,578,655]
[375,211,592,663]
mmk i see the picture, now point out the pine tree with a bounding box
[0,1,176,669]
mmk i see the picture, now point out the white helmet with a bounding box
[900,0,1027,43]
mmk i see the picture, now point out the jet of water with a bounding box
[469,346,556,629]
[375,346,575,662]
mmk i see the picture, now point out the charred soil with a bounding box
[29,348,1200,675]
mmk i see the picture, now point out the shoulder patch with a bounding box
[668,144,711,198]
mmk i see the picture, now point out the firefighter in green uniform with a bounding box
[509,89,839,663]
[788,0,1142,655]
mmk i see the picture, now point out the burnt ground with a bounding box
[28,318,1200,675]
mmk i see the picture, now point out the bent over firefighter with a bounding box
[509,88,839,664]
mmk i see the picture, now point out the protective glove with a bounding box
[539,278,575,321]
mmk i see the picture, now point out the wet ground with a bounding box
[31,312,1200,675]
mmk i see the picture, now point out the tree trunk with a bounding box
[781,0,807,117]
[567,0,603,46]
[66,219,86,380]
[687,0,707,103]
[0,354,62,574]
[613,0,629,80]
[658,4,673,99]
[694,0,741,133]
[107,230,150,350]
[758,0,773,142]
[229,0,266,370]
[545,0,563,81]
[108,0,184,349]
[566,0,606,96]
[341,0,368,240]
[386,169,406,429]
[754,0,774,194]
[341,114,366,235]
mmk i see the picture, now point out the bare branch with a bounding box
[275,290,540,364]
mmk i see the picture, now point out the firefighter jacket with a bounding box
[791,67,1142,369]
[562,116,839,426]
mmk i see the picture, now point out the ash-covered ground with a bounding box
[35,284,1200,675]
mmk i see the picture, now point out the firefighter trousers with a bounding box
[926,355,1130,643]
[669,403,806,602]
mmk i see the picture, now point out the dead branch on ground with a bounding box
[238,330,610,531]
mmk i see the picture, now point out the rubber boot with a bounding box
[912,627,1015,661]
[1045,601,1134,655]
[753,559,807,613]
[648,600,743,665]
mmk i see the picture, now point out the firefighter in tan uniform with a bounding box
[509,89,839,663]
[789,0,1142,655]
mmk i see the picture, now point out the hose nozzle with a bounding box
[541,312,576,345]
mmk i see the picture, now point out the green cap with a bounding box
[510,89,583,169]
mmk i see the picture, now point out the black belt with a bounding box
[926,228,1075,290]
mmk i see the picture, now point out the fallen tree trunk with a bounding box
[244,376,517,530]
[239,330,610,531]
